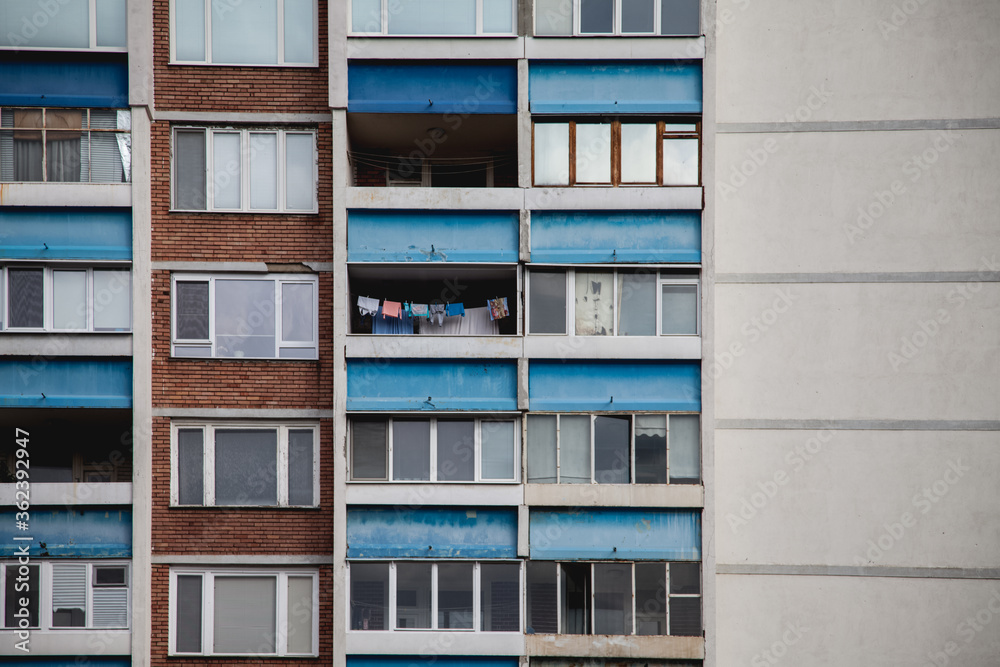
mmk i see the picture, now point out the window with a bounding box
[172,127,317,212]
[170,568,318,655]
[533,120,699,187]
[350,0,515,36]
[534,0,700,36]
[171,0,317,65]
[525,561,700,636]
[172,423,319,506]
[527,269,699,336]
[1,561,129,630]
[349,561,520,632]
[350,416,519,482]
[526,413,700,484]
[0,0,127,50]
[170,274,319,359]
[378,156,501,188]
[0,266,131,332]
[0,108,131,183]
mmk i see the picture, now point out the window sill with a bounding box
[525,633,704,660]
[0,482,131,506]
[523,482,703,508]
[345,483,522,507]
[346,630,524,655]
[2,628,130,655]
[346,335,522,359]
[0,182,131,207]
[168,208,319,216]
[170,354,320,362]
[169,503,322,510]
[168,61,318,69]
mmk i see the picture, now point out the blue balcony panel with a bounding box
[348,210,518,263]
[0,207,132,260]
[0,359,132,408]
[347,507,517,559]
[0,53,128,107]
[0,508,131,557]
[530,508,701,561]
[347,359,516,411]
[348,62,517,114]
[528,360,700,412]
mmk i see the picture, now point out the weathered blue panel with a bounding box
[529,360,700,412]
[349,658,517,667]
[3,661,130,667]
[0,54,128,107]
[0,508,131,557]
[347,359,516,411]
[530,509,701,561]
[530,211,701,264]
[348,62,517,114]
[529,61,702,114]
[0,207,132,260]
[0,359,132,408]
[348,210,519,263]
[347,508,517,559]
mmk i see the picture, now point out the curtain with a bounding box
[416,306,498,335]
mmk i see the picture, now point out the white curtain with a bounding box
[416,306,498,335]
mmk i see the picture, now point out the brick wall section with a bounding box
[353,160,386,186]
[151,271,333,409]
[151,564,333,664]
[152,0,329,113]
[150,122,333,262]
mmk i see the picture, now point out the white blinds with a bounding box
[92,586,129,627]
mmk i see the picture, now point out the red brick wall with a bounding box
[353,159,386,187]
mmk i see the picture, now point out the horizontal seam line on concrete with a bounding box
[152,555,333,564]
[715,420,1000,431]
[716,118,1000,133]
[152,408,334,418]
[716,272,1000,283]
[154,111,333,123]
[717,564,1000,580]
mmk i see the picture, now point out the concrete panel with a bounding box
[0,482,132,506]
[716,0,1000,122]
[347,186,524,210]
[345,483,523,506]
[346,37,525,60]
[526,186,702,210]
[347,631,524,655]
[524,483,703,508]
[716,430,1000,568]
[525,36,704,60]
[524,335,701,361]
[21,630,131,655]
[713,283,1000,420]
[716,574,1000,666]
[715,129,1000,273]
[0,183,131,207]
[347,335,523,359]
[0,334,132,357]
[525,634,704,660]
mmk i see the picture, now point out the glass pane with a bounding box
[437,420,475,482]
[93,269,131,330]
[212,132,241,209]
[214,576,276,653]
[52,270,86,329]
[350,563,389,630]
[483,0,513,32]
[46,130,82,182]
[635,563,666,635]
[284,0,314,63]
[285,133,314,210]
[669,414,700,483]
[214,429,278,505]
[575,271,613,336]
[395,563,432,629]
[175,129,207,209]
[663,137,699,185]
[175,0,206,60]
[437,563,473,629]
[4,565,38,628]
[535,0,572,34]
[594,563,632,635]
[560,415,591,484]
[617,270,656,336]
[661,284,698,335]
[594,415,630,484]
[388,0,476,35]
[175,281,209,340]
[286,576,313,653]
[481,563,519,631]
[559,562,590,634]
[621,0,655,32]
[620,124,657,183]
[288,429,314,506]
[481,421,515,480]
[526,561,557,633]
[579,0,613,32]
[529,271,566,334]
[352,0,381,32]
[351,420,387,480]
[670,562,700,594]
[177,428,205,505]
[249,133,278,209]
[215,279,276,358]
[175,575,203,652]
[392,420,430,481]
[527,415,557,484]
[575,123,611,183]
[533,124,569,186]
[96,0,127,47]
[213,0,277,64]
[8,268,43,328]
[635,415,666,484]
[669,597,701,636]
[2,0,89,48]
[281,283,314,342]
[661,0,700,35]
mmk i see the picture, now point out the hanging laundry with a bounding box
[374,306,414,334]
[488,297,509,321]
[445,302,465,317]
[429,303,446,326]
[403,302,412,315]
[411,303,430,318]
[357,295,380,317]
[382,300,402,318]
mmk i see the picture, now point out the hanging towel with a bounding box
[357,295,380,317]
[373,306,414,334]
[411,303,429,318]
[382,300,402,318]
[429,303,446,326]
[445,302,465,317]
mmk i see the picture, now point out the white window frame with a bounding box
[168,568,319,656]
[525,267,700,337]
[171,127,319,213]
[0,264,132,333]
[348,415,521,483]
[525,412,701,484]
[168,0,319,66]
[170,422,320,507]
[346,560,523,633]
[534,0,699,36]
[170,273,320,359]
[348,0,517,36]
[0,560,130,631]
[0,0,127,52]
[384,158,496,188]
